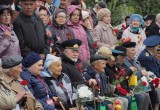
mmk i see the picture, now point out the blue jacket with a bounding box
[20,69,55,110]
[138,49,160,77]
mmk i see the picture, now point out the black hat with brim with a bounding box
[122,42,136,48]
[61,39,82,51]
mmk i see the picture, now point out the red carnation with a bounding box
[152,78,160,88]
[113,28,119,34]
[114,100,120,105]
[117,86,127,95]
[20,80,28,85]
[141,81,147,86]
[93,42,98,48]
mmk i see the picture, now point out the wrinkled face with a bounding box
[117,55,126,64]
[0,10,11,25]
[29,60,43,76]
[60,0,71,9]
[70,9,80,24]
[49,61,62,77]
[10,64,22,80]
[108,58,115,67]
[131,19,140,28]
[64,49,79,62]
[55,12,67,25]
[102,13,111,24]
[20,1,35,16]
[35,0,45,7]
[94,60,106,73]
[127,47,136,59]
[38,9,49,24]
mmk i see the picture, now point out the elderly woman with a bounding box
[93,8,117,48]
[121,41,150,110]
[1,55,43,110]
[0,5,20,58]
[122,14,146,58]
[48,9,74,45]
[42,54,77,109]
[66,5,90,64]
[20,53,55,110]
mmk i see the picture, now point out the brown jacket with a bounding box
[3,73,43,110]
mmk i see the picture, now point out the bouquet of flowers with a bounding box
[116,37,131,46]
[133,80,148,94]
[112,69,125,86]
[76,85,93,109]
[151,78,160,88]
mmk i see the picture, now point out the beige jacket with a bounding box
[3,73,43,110]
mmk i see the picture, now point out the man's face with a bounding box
[64,49,79,62]
[94,60,106,73]
[10,64,22,80]
[60,0,71,9]
[117,55,126,64]
[29,60,43,76]
[20,1,35,16]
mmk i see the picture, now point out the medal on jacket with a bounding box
[46,95,55,105]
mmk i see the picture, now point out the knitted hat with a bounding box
[97,8,111,21]
[22,52,41,68]
[130,14,143,24]
[81,10,89,20]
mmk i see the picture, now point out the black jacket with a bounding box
[13,11,46,57]
[145,22,160,37]
[61,54,89,88]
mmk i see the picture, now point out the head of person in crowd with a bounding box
[19,0,36,16]
[52,8,68,26]
[61,39,82,62]
[35,6,49,25]
[44,54,62,78]
[90,54,107,73]
[35,0,45,7]
[0,0,13,6]
[70,0,82,8]
[22,52,43,76]
[156,13,160,25]
[0,5,12,26]
[122,41,136,59]
[113,46,127,64]
[81,10,92,30]
[66,5,81,25]
[154,45,160,61]
[1,55,23,80]
[143,14,156,26]
[60,0,71,9]
[125,16,130,27]
[130,14,143,29]
[93,1,107,13]
[45,0,53,5]
[143,35,160,54]
[97,47,115,65]
[97,8,111,24]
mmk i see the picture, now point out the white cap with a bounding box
[81,10,89,20]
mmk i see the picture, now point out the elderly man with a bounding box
[60,39,97,88]
[59,0,71,9]
[13,0,46,58]
[1,55,43,110]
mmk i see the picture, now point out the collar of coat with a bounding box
[98,21,111,31]
[67,20,83,27]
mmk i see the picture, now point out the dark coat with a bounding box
[138,49,160,77]
[61,54,89,88]
[13,11,46,57]
[145,22,160,37]
[20,69,55,110]
[90,9,98,27]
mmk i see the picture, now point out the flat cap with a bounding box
[2,55,23,69]
[122,42,136,48]
[61,39,82,50]
[143,35,160,47]
[97,47,115,60]
[90,54,107,63]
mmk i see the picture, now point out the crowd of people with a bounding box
[0,0,160,110]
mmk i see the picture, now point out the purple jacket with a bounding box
[0,24,20,58]
[66,5,90,64]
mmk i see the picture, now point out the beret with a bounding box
[2,55,23,69]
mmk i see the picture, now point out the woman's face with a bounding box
[70,9,80,24]
[102,13,111,24]
[131,19,140,28]
[49,61,62,78]
[127,47,136,59]
[38,9,49,25]
[82,18,90,28]
[10,64,22,80]
[55,12,67,25]
[0,10,11,25]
